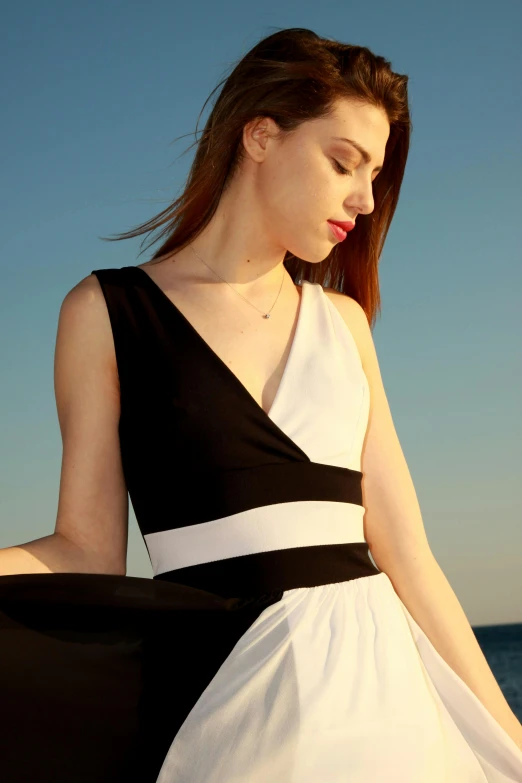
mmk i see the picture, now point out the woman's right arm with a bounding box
[0,273,128,576]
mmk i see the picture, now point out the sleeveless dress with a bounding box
[0,264,521,783]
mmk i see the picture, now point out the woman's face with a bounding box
[244,98,390,263]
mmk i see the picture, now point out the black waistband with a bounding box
[155,542,381,598]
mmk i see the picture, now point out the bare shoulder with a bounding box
[60,272,107,321]
[58,273,118,389]
[62,272,108,315]
[322,286,372,368]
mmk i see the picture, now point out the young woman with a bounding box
[1,27,521,783]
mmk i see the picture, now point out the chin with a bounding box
[285,239,331,265]
[309,245,335,264]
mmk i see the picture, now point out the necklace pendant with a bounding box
[264,313,271,319]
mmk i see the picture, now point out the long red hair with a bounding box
[101,27,412,329]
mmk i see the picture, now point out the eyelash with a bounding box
[332,159,353,177]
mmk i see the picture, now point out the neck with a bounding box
[174,183,288,290]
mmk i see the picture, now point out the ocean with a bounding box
[474,622,522,721]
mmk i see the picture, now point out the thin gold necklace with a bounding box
[189,244,285,319]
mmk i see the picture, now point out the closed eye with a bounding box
[332,159,353,177]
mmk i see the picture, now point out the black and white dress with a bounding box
[0,265,521,783]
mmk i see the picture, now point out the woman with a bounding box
[1,27,521,783]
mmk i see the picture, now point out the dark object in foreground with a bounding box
[0,571,277,783]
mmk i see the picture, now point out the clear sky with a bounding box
[1,1,520,625]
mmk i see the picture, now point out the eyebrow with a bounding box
[331,137,383,172]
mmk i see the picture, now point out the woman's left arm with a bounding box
[326,290,522,751]
[380,544,522,751]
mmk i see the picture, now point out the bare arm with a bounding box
[0,273,128,577]
[326,289,522,750]
[0,532,118,576]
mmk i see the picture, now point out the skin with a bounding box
[151,96,389,289]
[139,97,390,414]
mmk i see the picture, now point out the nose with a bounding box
[345,178,375,216]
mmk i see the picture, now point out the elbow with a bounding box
[368,537,436,580]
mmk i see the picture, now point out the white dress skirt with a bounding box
[155,571,522,782]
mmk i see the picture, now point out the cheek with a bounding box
[261,154,332,227]
[261,167,335,259]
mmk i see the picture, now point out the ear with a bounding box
[242,116,277,163]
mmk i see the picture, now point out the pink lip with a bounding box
[329,219,355,231]
[328,221,350,241]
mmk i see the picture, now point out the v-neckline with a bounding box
[129,265,308,425]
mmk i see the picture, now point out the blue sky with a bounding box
[1,0,520,625]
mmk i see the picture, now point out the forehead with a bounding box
[304,98,390,145]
